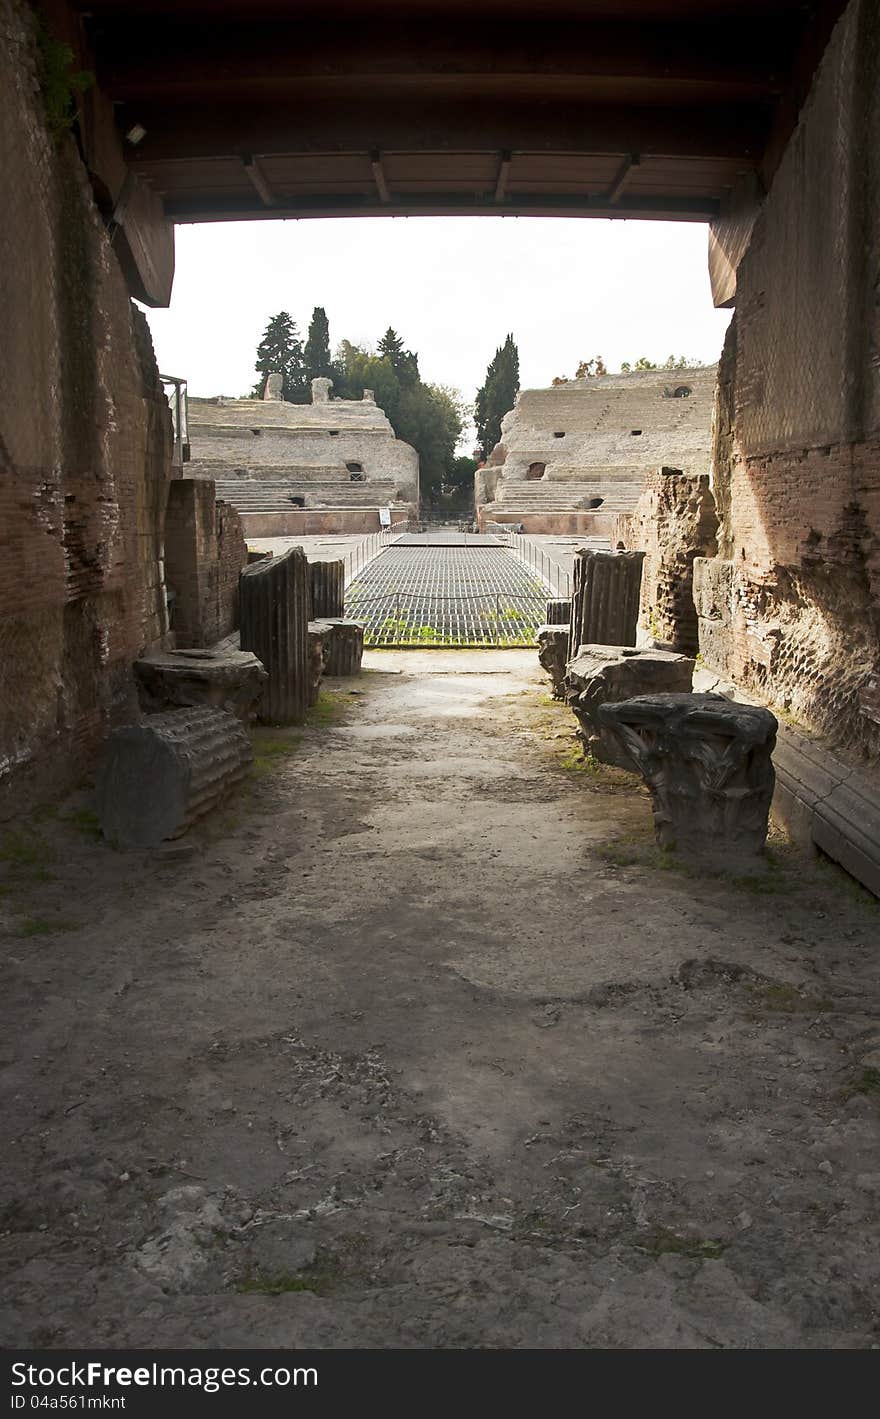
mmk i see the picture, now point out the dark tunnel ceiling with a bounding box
[69,1,848,222]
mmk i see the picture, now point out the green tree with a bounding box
[337,341,403,424]
[475,334,519,458]
[445,455,479,501]
[251,311,306,401]
[396,383,463,505]
[378,326,420,388]
[336,338,464,506]
[303,306,334,386]
[619,355,700,372]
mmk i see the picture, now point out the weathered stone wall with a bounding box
[615,469,718,654]
[697,0,880,762]
[187,394,420,506]
[476,366,716,532]
[0,0,173,812]
[164,481,247,648]
[232,507,410,537]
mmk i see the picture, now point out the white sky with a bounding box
[144,216,732,419]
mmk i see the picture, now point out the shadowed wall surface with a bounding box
[697,0,880,761]
[0,0,173,814]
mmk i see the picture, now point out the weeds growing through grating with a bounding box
[347,544,547,645]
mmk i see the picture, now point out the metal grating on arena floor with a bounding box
[346,545,549,646]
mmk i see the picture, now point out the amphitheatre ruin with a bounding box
[1,0,879,1363]
[187,376,420,536]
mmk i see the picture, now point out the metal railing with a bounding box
[494,531,572,600]
[344,589,547,647]
[341,522,416,588]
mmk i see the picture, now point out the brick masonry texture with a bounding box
[697,0,880,762]
[164,481,247,648]
[0,0,173,813]
[615,469,719,654]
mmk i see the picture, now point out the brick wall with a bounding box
[164,481,246,648]
[697,0,880,762]
[0,0,174,813]
[615,470,718,654]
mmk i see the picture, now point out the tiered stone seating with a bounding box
[478,366,716,532]
[214,478,400,513]
[494,477,645,514]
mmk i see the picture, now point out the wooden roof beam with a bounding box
[241,153,276,206]
[370,149,391,202]
[606,153,640,203]
[128,100,771,163]
[494,151,511,203]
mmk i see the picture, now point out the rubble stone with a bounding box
[134,648,268,721]
[306,624,328,707]
[537,626,570,699]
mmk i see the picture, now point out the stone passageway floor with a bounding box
[1,651,879,1348]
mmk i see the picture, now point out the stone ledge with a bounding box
[694,669,880,898]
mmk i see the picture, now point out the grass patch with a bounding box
[597,836,686,874]
[0,828,55,870]
[642,1227,726,1262]
[813,852,880,909]
[840,1067,880,1102]
[58,807,102,840]
[250,729,303,779]
[16,916,78,938]
[306,689,350,726]
[235,1238,368,1297]
[726,849,792,896]
[557,746,640,793]
[744,981,832,1016]
[0,828,56,884]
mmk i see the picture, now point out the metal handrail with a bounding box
[496,531,572,600]
[341,521,415,588]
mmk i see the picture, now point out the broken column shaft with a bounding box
[313,618,364,676]
[570,549,645,651]
[240,546,311,723]
[95,706,252,849]
[308,560,345,620]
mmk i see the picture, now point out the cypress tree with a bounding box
[304,306,334,386]
[475,334,520,457]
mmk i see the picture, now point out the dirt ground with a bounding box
[1,650,878,1349]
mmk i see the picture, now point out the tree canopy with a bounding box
[251,311,306,402]
[248,311,466,504]
[475,334,520,459]
[303,306,334,386]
